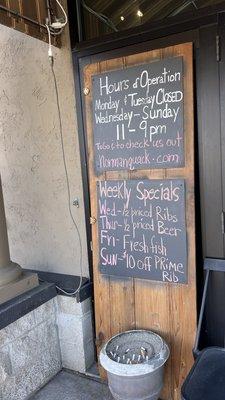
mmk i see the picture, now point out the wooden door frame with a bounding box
[72,28,201,288]
[72,9,225,358]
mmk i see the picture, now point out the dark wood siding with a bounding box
[197,25,223,258]
[197,23,225,347]
[0,0,59,44]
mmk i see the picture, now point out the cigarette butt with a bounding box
[125,348,130,353]
[132,354,135,361]
[138,355,141,362]
[127,358,130,364]
[117,357,120,363]
[141,347,146,351]
[116,345,119,351]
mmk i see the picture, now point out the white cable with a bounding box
[44,23,83,298]
[52,0,68,28]
[50,27,64,36]
[50,66,83,296]
[45,24,53,60]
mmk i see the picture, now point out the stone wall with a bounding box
[0,299,60,400]
[0,296,95,400]
[57,296,95,372]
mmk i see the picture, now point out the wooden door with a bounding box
[84,43,196,400]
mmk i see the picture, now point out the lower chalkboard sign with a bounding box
[97,179,187,284]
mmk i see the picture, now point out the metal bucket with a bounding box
[100,330,169,400]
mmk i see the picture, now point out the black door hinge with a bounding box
[216,35,221,62]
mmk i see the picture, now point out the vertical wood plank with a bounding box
[35,0,47,42]
[84,62,111,379]
[166,43,196,400]
[36,0,47,24]
[123,47,173,399]
[198,25,223,258]
[21,0,45,41]
[8,0,25,32]
[85,56,136,375]
[8,0,19,11]
[0,0,12,27]
[104,56,136,340]
[21,0,37,20]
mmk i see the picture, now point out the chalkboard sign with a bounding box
[92,57,184,174]
[97,179,187,284]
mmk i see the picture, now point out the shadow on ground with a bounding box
[31,370,113,400]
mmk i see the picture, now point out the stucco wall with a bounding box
[0,22,89,277]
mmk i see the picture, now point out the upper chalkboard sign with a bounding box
[92,57,184,174]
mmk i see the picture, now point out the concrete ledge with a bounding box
[26,269,93,303]
[0,272,39,305]
[0,282,57,330]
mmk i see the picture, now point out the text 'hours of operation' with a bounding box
[92,57,184,174]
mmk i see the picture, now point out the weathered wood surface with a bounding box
[84,43,196,400]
